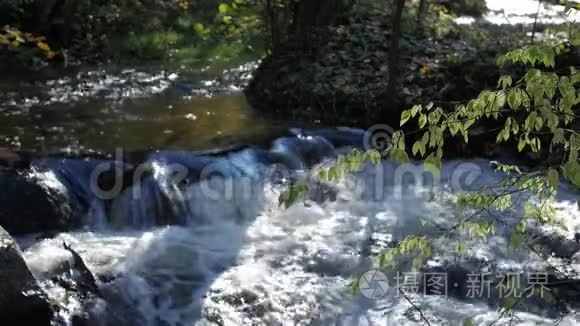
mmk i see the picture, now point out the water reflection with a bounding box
[0,92,279,154]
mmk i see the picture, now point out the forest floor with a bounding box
[245,0,579,128]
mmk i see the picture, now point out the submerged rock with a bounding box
[0,226,53,324]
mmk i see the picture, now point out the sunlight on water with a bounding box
[0,91,278,153]
[22,158,580,325]
[0,63,278,154]
[456,0,580,25]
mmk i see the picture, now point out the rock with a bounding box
[0,169,71,235]
[0,148,30,169]
[528,227,580,259]
[0,226,53,324]
[62,241,101,297]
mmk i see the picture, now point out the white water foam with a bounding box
[22,159,580,325]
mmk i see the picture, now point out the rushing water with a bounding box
[16,128,580,325]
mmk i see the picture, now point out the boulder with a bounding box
[0,169,71,235]
[0,226,53,324]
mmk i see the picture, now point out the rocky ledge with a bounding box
[0,225,54,324]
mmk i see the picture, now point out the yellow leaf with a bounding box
[46,51,57,59]
[37,42,50,51]
[11,40,19,47]
[420,63,430,75]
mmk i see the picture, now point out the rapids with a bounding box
[18,128,580,325]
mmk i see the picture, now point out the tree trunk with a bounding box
[290,0,344,50]
[384,0,406,117]
[265,0,280,56]
[530,0,542,45]
[416,0,428,36]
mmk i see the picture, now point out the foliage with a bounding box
[0,25,57,65]
[247,0,527,125]
[278,8,579,319]
[0,0,227,63]
[440,0,487,17]
[385,36,579,274]
[278,148,382,208]
[398,42,579,184]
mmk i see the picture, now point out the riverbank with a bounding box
[245,0,579,128]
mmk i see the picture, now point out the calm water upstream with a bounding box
[0,64,282,154]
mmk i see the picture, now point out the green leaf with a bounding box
[498,55,507,66]
[456,241,466,254]
[449,122,459,136]
[218,3,230,13]
[541,47,555,68]
[400,110,411,126]
[552,128,565,145]
[411,105,421,117]
[318,169,329,181]
[419,114,427,128]
[501,297,516,312]
[424,154,441,175]
[510,233,523,250]
[194,23,205,35]
[543,73,558,99]
[524,203,535,217]
[508,88,522,109]
[498,75,513,89]
[547,168,560,188]
[412,141,421,156]
[390,149,410,164]
[518,137,526,152]
[517,220,526,233]
[363,150,382,165]
[534,116,543,131]
[328,166,337,181]
[571,66,580,84]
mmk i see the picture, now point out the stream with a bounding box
[1,1,579,325]
[5,77,579,324]
[17,152,580,325]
